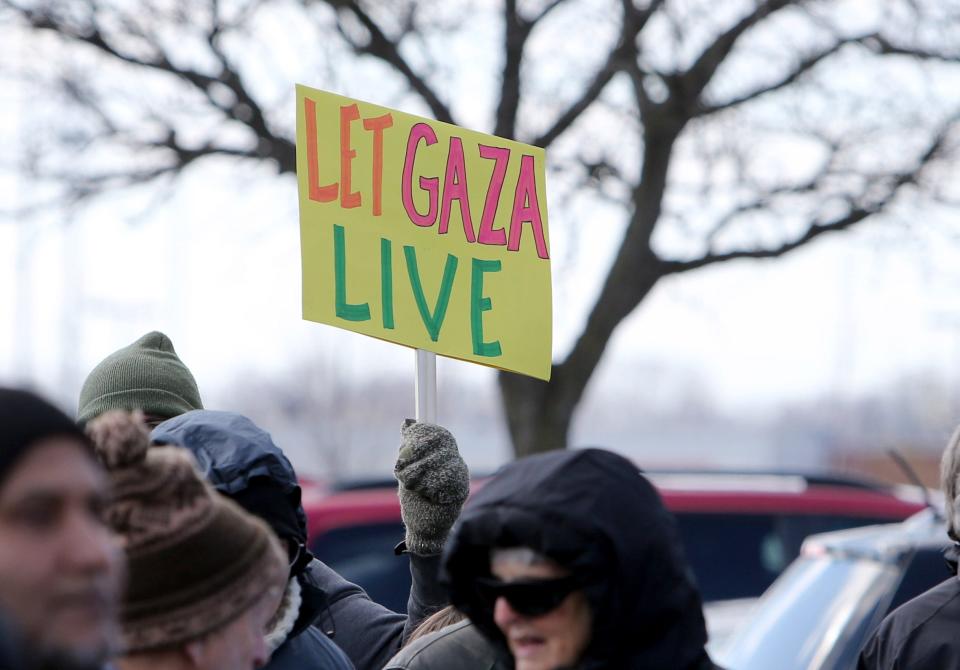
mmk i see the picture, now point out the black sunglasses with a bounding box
[475,575,582,617]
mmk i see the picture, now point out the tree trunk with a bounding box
[498,114,679,458]
[497,253,665,458]
[497,371,569,457]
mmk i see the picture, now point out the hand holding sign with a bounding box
[394,419,469,555]
[296,85,552,381]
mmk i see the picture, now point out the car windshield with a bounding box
[675,513,897,601]
[716,553,900,670]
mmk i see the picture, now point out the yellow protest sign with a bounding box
[296,84,552,381]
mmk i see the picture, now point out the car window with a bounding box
[311,522,410,613]
[717,555,900,670]
[308,512,910,614]
[885,546,951,613]
[678,514,901,601]
[677,514,780,601]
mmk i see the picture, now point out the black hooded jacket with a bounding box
[858,546,960,669]
[153,410,447,670]
[442,448,719,670]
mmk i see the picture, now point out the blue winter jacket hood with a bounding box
[150,410,354,670]
[151,409,308,538]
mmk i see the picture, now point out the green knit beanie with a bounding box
[77,331,203,425]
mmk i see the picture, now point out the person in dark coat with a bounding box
[78,331,467,669]
[858,426,960,669]
[441,448,721,670]
[0,389,123,670]
[152,410,466,670]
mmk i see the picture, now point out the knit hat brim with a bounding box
[121,498,287,653]
[0,388,92,485]
[78,331,203,425]
[78,388,201,427]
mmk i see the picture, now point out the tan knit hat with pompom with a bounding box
[87,410,287,653]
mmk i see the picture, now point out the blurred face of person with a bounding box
[141,414,170,430]
[0,438,122,667]
[491,554,592,670]
[185,586,283,670]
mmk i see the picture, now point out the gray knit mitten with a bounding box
[395,419,470,555]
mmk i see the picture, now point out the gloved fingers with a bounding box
[397,421,458,466]
[396,420,469,503]
[401,464,470,505]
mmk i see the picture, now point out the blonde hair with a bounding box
[941,426,960,542]
[404,606,466,646]
[490,546,551,567]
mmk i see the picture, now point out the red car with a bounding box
[301,471,926,614]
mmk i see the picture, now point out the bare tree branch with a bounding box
[202,0,296,170]
[533,0,663,147]
[697,35,860,116]
[332,0,454,123]
[41,140,260,199]
[699,31,960,117]
[662,112,959,275]
[528,0,568,25]
[673,0,792,113]
[666,203,875,273]
[492,0,531,139]
[6,0,295,172]
[864,34,960,64]
[702,147,837,245]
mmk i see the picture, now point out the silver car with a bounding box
[716,508,951,670]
